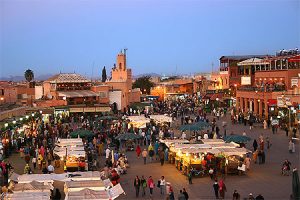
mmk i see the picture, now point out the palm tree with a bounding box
[24,69,34,83]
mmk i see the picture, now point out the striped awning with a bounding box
[58,90,99,98]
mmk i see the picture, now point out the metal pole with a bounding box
[288,107,291,132]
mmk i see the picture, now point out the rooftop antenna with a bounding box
[211,62,214,73]
[91,61,95,82]
[175,65,178,76]
[124,48,128,55]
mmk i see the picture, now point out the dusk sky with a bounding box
[0,0,299,79]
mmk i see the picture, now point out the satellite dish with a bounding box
[47,94,53,99]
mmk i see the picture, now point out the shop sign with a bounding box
[241,76,251,85]
[84,107,96,112]
[291,78,298,87]
[277,96,292,107]
[96,107,111,112]
[69,107,83,113]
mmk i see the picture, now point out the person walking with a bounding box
[32,155,37,170]
[178,190,186,200]
[142,149,148,164]
[232,190,240,200]
[148,144,154,162]
[141,176,147,197]
[261,151,266,164]
[253,139,258,151]
[213,179,219,199]
[147,176,155,198]
[182,188,189,200]
[159,176,166,195]
[136,145,141,158]
[258,150,262,164]
[266,137,271,149]
[134,176,141,198]
[188,170,193,184]
[244,155,251,170]
[159,149,165,166]
[218,179,227,199]
[289,140,295,153]
[252,150,258,164]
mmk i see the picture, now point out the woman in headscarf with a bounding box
[136,145,141,158]
[218,179,227,199]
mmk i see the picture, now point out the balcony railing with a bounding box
[237,86,286,92]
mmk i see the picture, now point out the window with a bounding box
[99,92,107,98]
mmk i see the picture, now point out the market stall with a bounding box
[174,147,220,176]
[126,116,150,129]
[159,139,190,164]
[2,191,51,200]
[149,115,172,123]
[64,180,106,193]
[54,138,86,172]
[217,148,251,174]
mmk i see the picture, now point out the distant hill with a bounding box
[0,74,53,81]
[134,73,161,79]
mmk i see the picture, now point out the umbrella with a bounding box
[223,135,251,143]
[70,129,94,138]
[179,121,210,131]
[292,168,300,200]
[115,132,142,141]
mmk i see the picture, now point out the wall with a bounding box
[35,85,43,99]
[0,106,28,121]
[109,90,122,110]
[129,89,141,103]
[91,85,110,104]
[34,99,67,108]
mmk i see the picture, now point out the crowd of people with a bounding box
[0,95,298,199]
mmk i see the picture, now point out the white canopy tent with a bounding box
[64,180,106,193]
[13,180,53,192]
[160,139,190,148]
[126,116,150,128]
[217,147,251,156]
[54,150,86,158]
[3,191,51,200]
[149,115,172,123]
[17,172,102,184]
[65,189,111,200]
[201,139,225,144]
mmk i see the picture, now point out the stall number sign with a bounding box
[291,78,298,87]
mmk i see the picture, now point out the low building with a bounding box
[236,51,300,119]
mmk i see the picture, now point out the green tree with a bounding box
[102,66,107,82]
[132,76,154,94]
[24,69,34,82]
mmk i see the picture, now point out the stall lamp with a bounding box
[20,118,23,121]
[26,115,29,119]
[40,110,43,114]
[4,123,8,128]
[32,113,34,117]
[13,120,16,124]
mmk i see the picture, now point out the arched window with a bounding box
[119,63,122,69]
